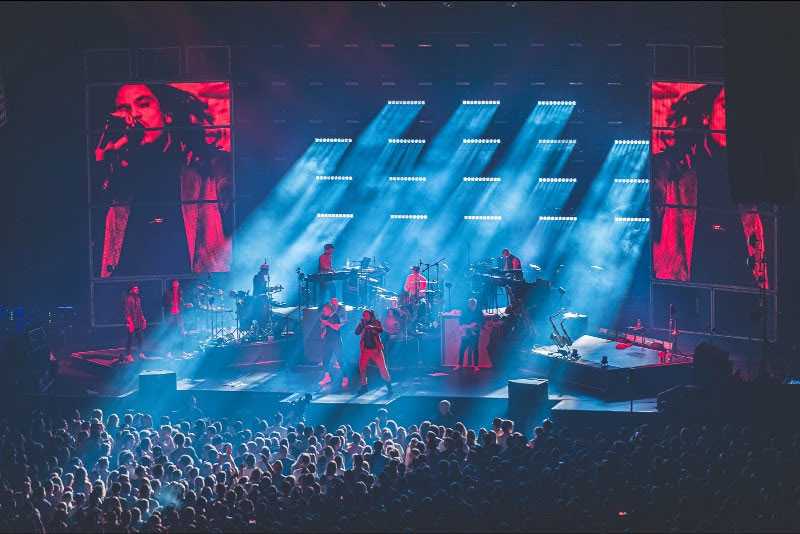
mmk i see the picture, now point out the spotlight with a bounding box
[539,216,578,221]
[314,137,353,143]
[538,139,577,145]
[462,138,501,144]
[462,100,501,105]
[388,176,427,182]
[464,215,502,221]
[463,176,501,182]
[537,100,577,106]
[613,178,649,184]
[316,213,354,219]
[614,217,650,223]
[613,139,649,145]
[387,100,425,105]
[538,177,577,183]
[389,214,428,220]
[388,138,426,144]
[601,355,608,367]
[315,175,353,181]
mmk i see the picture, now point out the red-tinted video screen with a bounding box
[650,81,769,289]
[89,82,232,277]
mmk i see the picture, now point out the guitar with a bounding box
[459,322,480,336]
[320,317,343,339]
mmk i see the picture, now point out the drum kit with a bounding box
[189,281,292,347]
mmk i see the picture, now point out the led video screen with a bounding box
[650,81,771,289]
[88,82,233,277]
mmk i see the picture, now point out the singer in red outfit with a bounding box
[162,279,185,357]
[355,309,392,395]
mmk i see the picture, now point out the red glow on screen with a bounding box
[651,81,767,290]
[168,82,231,152]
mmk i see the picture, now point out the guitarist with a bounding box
[457,298,484,370]
[318,302,345,388]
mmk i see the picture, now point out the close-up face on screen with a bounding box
[89,81,233,277]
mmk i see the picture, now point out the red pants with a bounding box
[359,347,391,386]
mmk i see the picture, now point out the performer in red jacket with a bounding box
[355,309,392,395]
[124,285,147,363]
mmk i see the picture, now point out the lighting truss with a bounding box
[387,100,426,105]
[388,138,426,144]
[613,178,649,184]
[315,175,353,181]
[462,138,501,144]
[316,213,354,219]
[613,139,649,145]
[314,137,353,143]
[464,215,502,221]
[463,176,501,182]
[614,217,650,222]
[390,214,428,220]
[462,100,501,105]
[539,216,578,221]
[538,177,577,183]
[388,176,427,182]
[537,100,577,106]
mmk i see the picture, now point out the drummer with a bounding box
[253,263,270,296]
[403,265,427,304]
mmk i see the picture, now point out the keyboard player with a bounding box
[501,248,523,305]
[317,243,337,305]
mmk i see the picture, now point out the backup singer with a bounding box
[162,279,184,357]
[355,310,392,395]
[123,285,147,363]
[457,298,483,370]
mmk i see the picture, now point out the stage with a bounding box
[49,332,690,429]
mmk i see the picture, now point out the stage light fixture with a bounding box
[462,138,501,144]
[538,177,577,183]
[614,217,650,223]
[388,176,427,182]
[464,215,502,221]
[316,213,354,219]
[387,100,425,105]
[463,176,501,182]
[462,100,501,105]
[388,138,426,144]
[613,139,649,145]
[613,178,649,184]
[314,137,353,143]
[537,100,577,106]
[538,139,577,145]
[315,175,353,181]
[539,216,578,221]
[389,214,428,220]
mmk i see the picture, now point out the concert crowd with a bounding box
[1,399,799,533]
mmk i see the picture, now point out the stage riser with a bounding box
[198,338,301,374]
[528,356,692,399]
